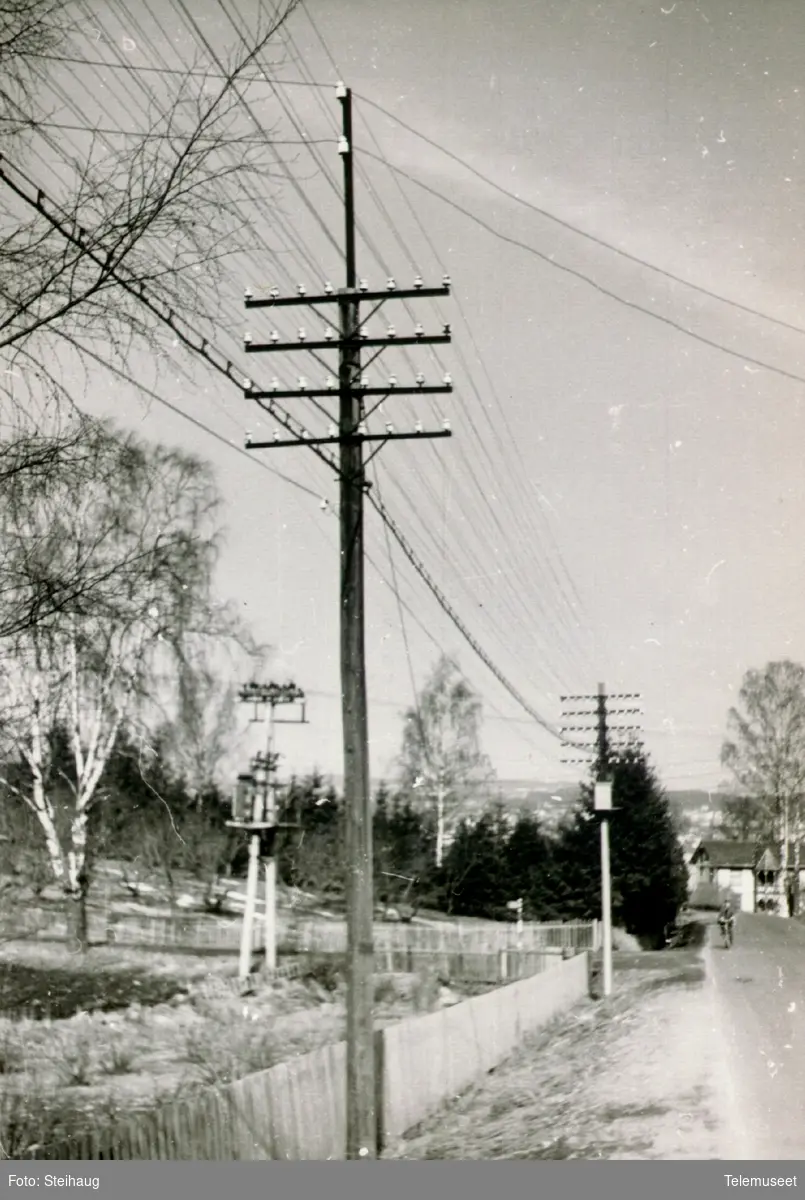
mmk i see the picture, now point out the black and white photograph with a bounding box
[0,0,804,1166]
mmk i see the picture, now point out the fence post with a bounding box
[498,950,508,981]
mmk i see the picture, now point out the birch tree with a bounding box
[0,417,238,946]
[721,660,805,916]
[152,644,248,806]
[398,655,495,868]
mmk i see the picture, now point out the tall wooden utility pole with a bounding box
[241,82,453,1158]
[560,686,643,1000]
[595,683,613,997]
[336,84,377,1160]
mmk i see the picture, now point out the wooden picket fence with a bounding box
[284,919,599,955]
[24,904,599,961]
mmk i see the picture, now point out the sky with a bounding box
[14,0,805,793]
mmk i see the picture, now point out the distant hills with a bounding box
[319,774,719,823]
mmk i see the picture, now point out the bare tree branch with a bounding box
[0,0,299,434]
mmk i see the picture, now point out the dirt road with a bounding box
[387,920,805,1160]
[388,947,738,1159]
[709,912,805,1159]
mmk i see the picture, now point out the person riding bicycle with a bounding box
[718,898,735,940]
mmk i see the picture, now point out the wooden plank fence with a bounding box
[27,953,589,1160]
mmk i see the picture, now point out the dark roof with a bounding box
[691,840,758,868]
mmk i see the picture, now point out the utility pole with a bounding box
[240,82,453,1159]
[560,687,643,999]
[231,681,307,987]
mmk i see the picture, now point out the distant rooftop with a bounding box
[691,840,759,868]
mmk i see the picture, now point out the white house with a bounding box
[688,839,805,914]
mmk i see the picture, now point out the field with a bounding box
[0,860,598,1157]
[0,931,490,1158]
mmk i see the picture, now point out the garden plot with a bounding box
[0,941,485,1157]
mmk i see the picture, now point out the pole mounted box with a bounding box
[594,782,613,812]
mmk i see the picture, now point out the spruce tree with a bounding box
[554,747,688,945]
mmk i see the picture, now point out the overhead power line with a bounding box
[28,51,333,87]
[354,93,805,341]
[0,156,340,476]
[366,488,569,746]
[357,151,805,390]
[3,72,581,751]
[23,1,595,693]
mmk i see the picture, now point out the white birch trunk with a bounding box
[26,671,67,887]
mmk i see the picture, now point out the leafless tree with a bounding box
[0,0,299,544]
[0,416,248,947]
[0,0,65,141]
[721,660,805,915]
[398,655,495,867]
[153,642,260,806]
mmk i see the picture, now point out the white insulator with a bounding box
[388,374,397,387]
[301,429,309,439]
[320,498,329,511]
[328,423,337,437]
[298,376,308,390]
[270,378,279,391]
[297,283,306,295]
[243,331,252,344]
[298,327,306,341]
[442,273,451,287]
[324,327,334,340]
[413,274,423,289]
[385,421,394,434]
[273,430,280,441]
[324,281,334,294]
[358,422,367,435]
[326,376,336,389]
[359,278,369,292]
[244,286,253,301]
[387,277,396,291]
[387,325,396,338]
[245,431,252,446]
[337,136,349,155]
[443,418,451,431]
[360,375,369,387]
[269,286,279,299]
[359,327,369,339]
[414,323,424,337]
[270,330,279,343]
[415,420,423,433]
[416,372,425,386]
[243,378,252,391]
[335,81,347,99]
[443,372,452,386]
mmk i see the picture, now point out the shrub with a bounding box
[99,1042,137,1076]
[0,1029,24,1075]
[373,975,401,1004]
[182,1025,279,1086]
[56,1032,95,1087]
[302,955,342,993]
[0,1086,90,1158]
